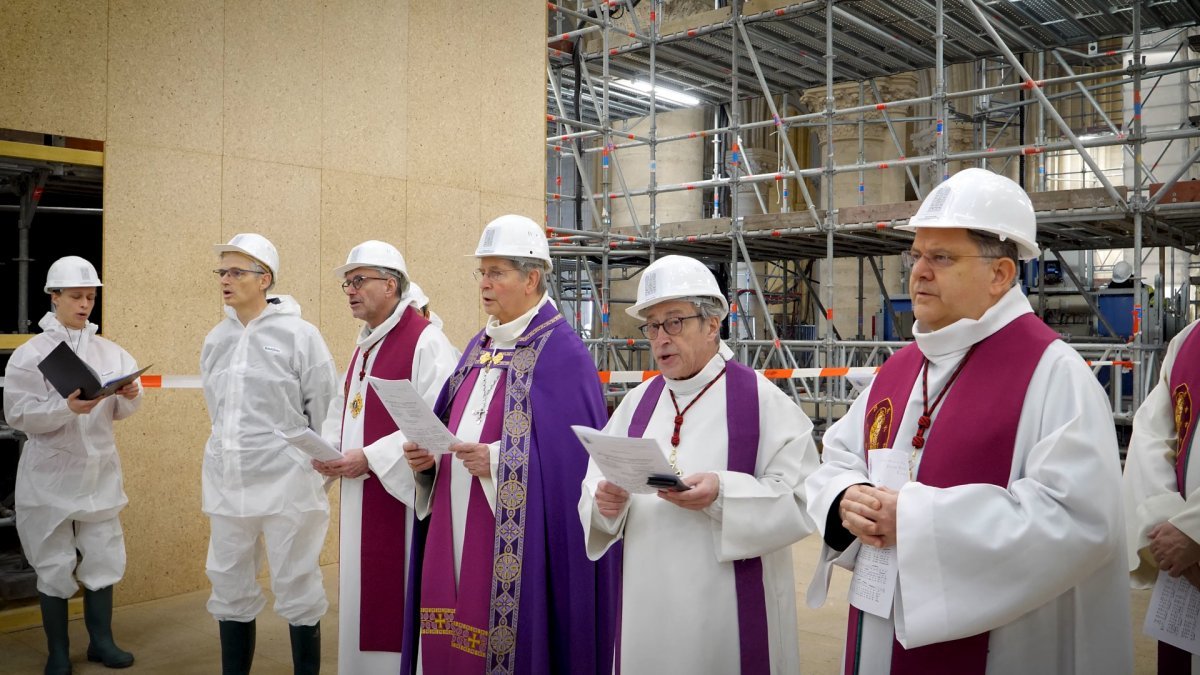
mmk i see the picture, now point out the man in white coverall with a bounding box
[4,256,141,674]
[200,234,338,675]
[311,240,458,673]
[805,168,1132,675]
[579,254,819,675]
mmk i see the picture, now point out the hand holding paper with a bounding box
[367,377,459,455]
[572,426,679,495]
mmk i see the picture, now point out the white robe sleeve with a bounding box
[1123,323,1198,586]
[321,379,346,451]
[579,393,639,561]
[894,347,1124,648]
[706,380,819,562]
[363,329,460,508]
[2,344,75,434]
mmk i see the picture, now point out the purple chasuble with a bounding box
[1158,327,1200,675]
[627,359,770,674]
[844,312,1058,675]
[401,303,618,675]
[340,305,430,652]
[419,354,508,672]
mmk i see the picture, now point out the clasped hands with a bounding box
[839,484,899,548]
[594,473,720,518]
[1149,521,1200,589]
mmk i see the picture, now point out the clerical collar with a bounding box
[664,352,727,396]
[912,285,1033,364]
[485,292,551,347]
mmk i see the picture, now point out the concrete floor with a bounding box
[0,537,1161,673]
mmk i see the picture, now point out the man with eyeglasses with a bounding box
[578,254,818,674]
[399,214,617,675]
[806,168,1132,674]
[305,240,458,673]
[200,233,339,674]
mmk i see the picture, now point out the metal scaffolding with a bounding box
[547,0,1200,430]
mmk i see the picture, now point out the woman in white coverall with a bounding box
[200,234,338,675]
[3,256,141,675]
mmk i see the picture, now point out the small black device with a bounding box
[646,473,691,492]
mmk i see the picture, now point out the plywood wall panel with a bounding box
[0,1,107,139]
[319,170,408,361]
[405,182,481,347]
[223,0,322,167]
[321,0,409,179]
[108,0,224,154]
[220,156,323,319]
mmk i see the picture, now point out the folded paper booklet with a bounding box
[37,341,151,401]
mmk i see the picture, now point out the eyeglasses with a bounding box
[900,250,998,271]
[637,314,704,339]
[472,268,519,283]
[341,275,390,292]
[213,267,266,280]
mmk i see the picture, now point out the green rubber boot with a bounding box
[38,592,71,675]
[83,586,134,668]
[218,619,256,675]
[288,622,321,675]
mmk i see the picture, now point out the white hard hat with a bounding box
[899,168,1039,261]
[1112,260,1133,284]
[626,255,729,320]
[472,214,551,265]
[44,256,102,293]
[213,233,280,280]
[333,240,408,280]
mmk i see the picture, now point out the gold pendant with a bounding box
[350,392,364,419]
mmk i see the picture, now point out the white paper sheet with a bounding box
[366,376,458,455]
[848,447,910,619]
[1144,570,1200,655]
[275,427,343,463]
[572,425,679,495]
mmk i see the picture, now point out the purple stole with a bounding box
[626,360,771,674]
[1159,327,1200,674]
[844,312,1058,675]
[340,305,430,652]
[419,350,510,672]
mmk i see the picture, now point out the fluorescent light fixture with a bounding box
[612,78,702,107]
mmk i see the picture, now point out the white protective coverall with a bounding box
[3,312,142,598]
[200,296,337,626]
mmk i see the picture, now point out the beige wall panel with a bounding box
[101,141,223,603]
[223,0,321,167]
[406,183,481,347]
[102,142,222,373]
[321,0,409,178]
[0,1,107,139]
[108,0,223,154]
[477,4,545,199]
[115,392,211,603]
[221,156,323,318]
[319,170,408,363]
[405,1,481,192]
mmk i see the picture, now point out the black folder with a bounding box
[36,341,151,401]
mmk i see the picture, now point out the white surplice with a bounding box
[579,352,819,675]
[322,297,459,674]
[805,286,1133,675]
[1124,318,1200,669]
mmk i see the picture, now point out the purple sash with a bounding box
[419,357,509,672]
[627,359,770,674]
[340,306,429,652]
[845,313,1058,675]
